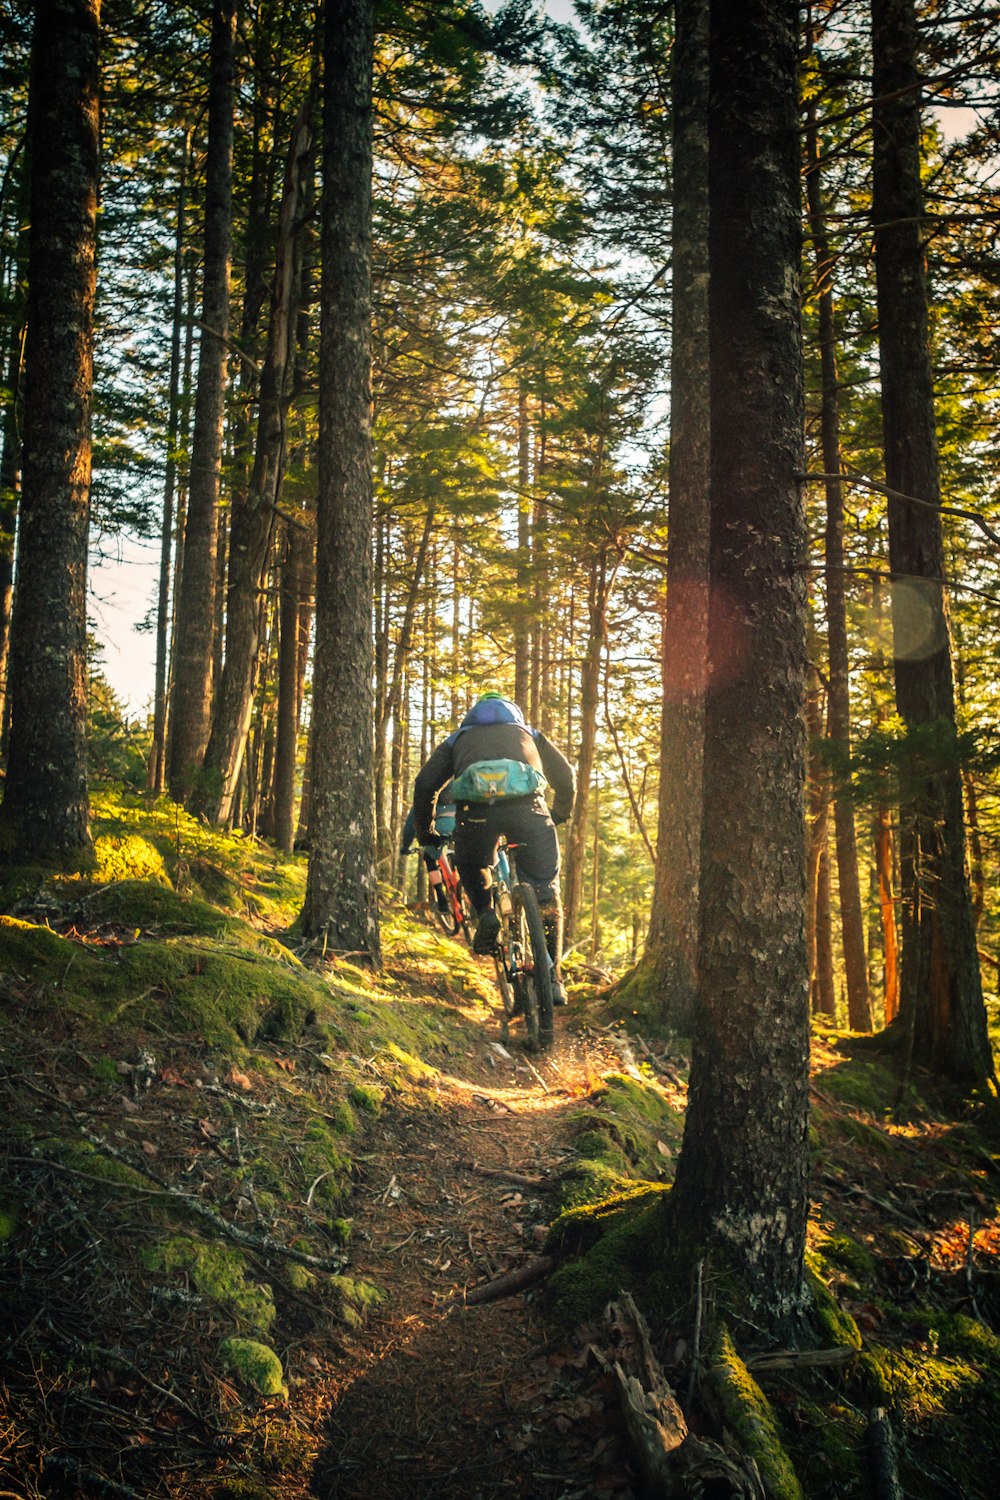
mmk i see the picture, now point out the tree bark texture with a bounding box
[871,0,991,1085]
[514,384,532,709]
[273,518,310,853]
[196,98,314,824]
[0,0,99,865]
[804,92,873,1032]
[168,0,236,797]
[0,160,30,739]
[645,0,710,1033]
[301,0,381,962]
[563,547,613,944]
[666,0,810,1334]
[149,129,191,793]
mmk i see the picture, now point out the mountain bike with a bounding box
[429,843,474,946]
[406,841,473,946]
[491,839,555,1052]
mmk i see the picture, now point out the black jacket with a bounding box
[413,723,575,841]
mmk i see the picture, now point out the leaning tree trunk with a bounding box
[195,98,314,825]
[645,0,710,1034]
[665,0,810,1336]
[0,0,100,866]
[301,0,380,963]
[168,0,236,799]
[805,86,873,1032]
[871,0,991,1086]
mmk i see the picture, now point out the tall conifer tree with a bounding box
[0,0,100,864]
[665,0,810,1331]
[301,0,380,962]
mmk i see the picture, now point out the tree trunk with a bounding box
[149,127,191,793]
[0,0,100,865]
[0,158,30,739]
[805,86,873,1032]
[666,0,810,1335]
[273,518,308,852]
[644,0,710,1034]
[373,497,435,861]
[301,0,380,962]
[195,98,314,823]
[514,384,532,708]
[806,670,835,1017]
[168,0,236,798]
[814,845,836,1019]
[871,0,991,1085]
[563,548,613,945]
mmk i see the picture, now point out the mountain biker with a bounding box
[412,692,575,1004]
[401,786,457,919]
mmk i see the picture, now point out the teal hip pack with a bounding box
[450,759,547,803]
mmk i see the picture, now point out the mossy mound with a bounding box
[0,910,323,1051]
[546,1183,671,1323]
[145,1236,276,1333]
[219,1337,286,1397]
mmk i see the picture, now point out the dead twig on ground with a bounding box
[458,1160,551,1191]
[452,1254,556,1307]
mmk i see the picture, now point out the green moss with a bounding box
[327,1098,357,1136]
[93,835,168,886]
[804,1259,862,1350]
[706,1328,804,1500]
[0,1207,17,1241]
[0,908,323,1052]
[546,1183,671,1324]
[90,1054,120,1085]
[348,1082,383,1115]
[860,1343,981,1418]
[219,1337,286,1397]
[819,1058,897,1112]
[814,1230,876,1278]
[782,1399,865,1498]
[145,1236,276,1333]
[330,1274,383,1329]
[300,1119,350,1205]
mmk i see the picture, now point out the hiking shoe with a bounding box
[551,979,568,1007]
[473,908,501,955]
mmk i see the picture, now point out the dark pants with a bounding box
[454,797,560,914]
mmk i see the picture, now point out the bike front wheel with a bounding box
[513,883,554,1051]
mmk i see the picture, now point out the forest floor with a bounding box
[2,792,1000,1499]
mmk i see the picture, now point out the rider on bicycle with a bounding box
[412,692,575,1004]
[401,786,457,918]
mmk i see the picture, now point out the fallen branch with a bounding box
[458,1160,551,1191]
[29,1134,349,1274]
[746,1346,857,1374]
[454,1254,555,1307]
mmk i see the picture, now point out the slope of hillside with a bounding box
[1,792,999,1499]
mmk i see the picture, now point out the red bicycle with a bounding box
[412,843,474,946]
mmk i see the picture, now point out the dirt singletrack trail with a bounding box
[310,1013,641,1500]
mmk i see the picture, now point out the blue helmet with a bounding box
[460,693,525,729]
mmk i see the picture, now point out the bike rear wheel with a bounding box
[513,883,554,1050]
[432,895,460,937]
